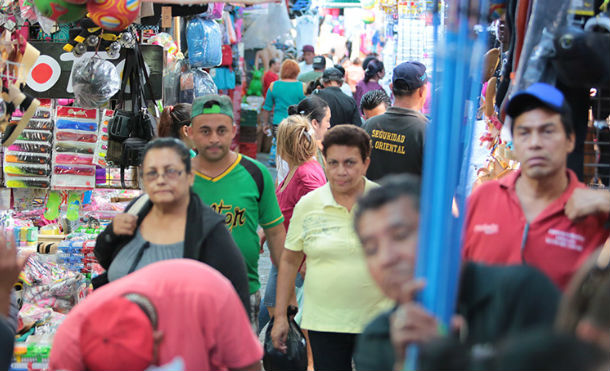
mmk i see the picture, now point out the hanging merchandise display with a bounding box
[71,55,121,108]
[32,0,87,23]
[186,16,223,68]
[0,2,249,368]
[107,37,155,187]
[3,101,54,189]
[52,106,98,190]
[94,109,112,168]
[87,0,142,32]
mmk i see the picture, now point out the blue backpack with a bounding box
[187,17,222,68]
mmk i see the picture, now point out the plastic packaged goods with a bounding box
[71,56,121,108]
[4,165,52,177]
[7,142,52,154]
[194,69,219,97]
[53,107,99,190]
[4,101,55,189]
[186,17,222,68]
[25,119,54,131]
[16,130,52,142]
[55,142,95,154]
[94,109,113,167]
[55,131,98,142]
[53,153,94,165]
[55,119,98,132]
[4,152,51,165]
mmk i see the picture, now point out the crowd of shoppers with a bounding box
[9,49,605,371]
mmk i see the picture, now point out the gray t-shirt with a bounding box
[107,230,184,281]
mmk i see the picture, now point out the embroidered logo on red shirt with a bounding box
[545,229,584,251]
[473,223,499,235]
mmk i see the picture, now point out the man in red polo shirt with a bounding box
[463,83,610,290]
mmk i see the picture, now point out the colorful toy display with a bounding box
[32,0,87,23]
[87,0,141,32]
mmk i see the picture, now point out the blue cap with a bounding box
[392,61,427,90]
[506,83,566,118]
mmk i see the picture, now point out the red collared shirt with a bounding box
[463,169,608,290]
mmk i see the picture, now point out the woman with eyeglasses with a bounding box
[94,138,250,313]
[271,125,392,371]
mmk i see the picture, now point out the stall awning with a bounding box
[320,0,361,8]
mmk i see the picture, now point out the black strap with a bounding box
[117,52,134,110]
[127,241,151,274]
[137,42,156,110]
[239,156,264,202]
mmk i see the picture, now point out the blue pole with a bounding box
[405,0,488,369]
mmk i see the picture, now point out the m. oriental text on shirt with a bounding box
[370,129,407,154]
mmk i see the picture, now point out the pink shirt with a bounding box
[463,170,609,290]
[49,260,262,371]
[276,159,326,230]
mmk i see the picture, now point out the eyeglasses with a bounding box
[142,168,184,182]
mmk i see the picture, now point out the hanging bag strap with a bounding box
[134,40,157,111]
[116,52,135,110]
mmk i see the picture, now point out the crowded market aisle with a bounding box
[1,0,610,370]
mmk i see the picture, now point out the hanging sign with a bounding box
[24,41,163,99]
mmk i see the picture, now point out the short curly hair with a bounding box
[322,125,371,162]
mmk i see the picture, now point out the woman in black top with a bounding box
[94,138,250,314]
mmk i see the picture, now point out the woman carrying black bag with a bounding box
[94,138,251,315]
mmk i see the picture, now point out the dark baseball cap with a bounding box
[333,64,346,77]
[191,94,234,121]
[392,61,428,90]
[506,82,567,118]
[313,56,326,70]
[323,67,343,81]
[302,45,315,53]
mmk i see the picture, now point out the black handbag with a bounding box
[107,32,157,185]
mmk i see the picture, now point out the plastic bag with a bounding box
[242,3,292,49]
[194,69,218,97]
[187,18,222,68]
[512,0,570,91]
[71,56,121,108]
[263,306,307,371]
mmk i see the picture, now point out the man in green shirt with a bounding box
[188,95,286,329]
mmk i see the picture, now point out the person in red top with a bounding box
[262,58,280,98]
[261,114,326,320]
[463,83,610,290]
[49,259,262,371]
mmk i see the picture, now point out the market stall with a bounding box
[0,0,278,368]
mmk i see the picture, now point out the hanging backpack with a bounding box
[187,17,223,68]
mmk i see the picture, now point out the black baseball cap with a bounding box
[333,64,346,77]
[323,67,343,81]
[313,56,326,70]
[392,61,428,90]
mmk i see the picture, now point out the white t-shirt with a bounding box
[298,61,314,76]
